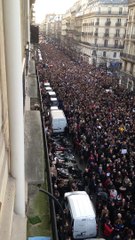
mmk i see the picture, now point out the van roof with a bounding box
[44,83,50,86]
[50,97,57,101]
[50,106,58,110]
[65,191,95,219]
[48,91,56,96]
[45,87,52,90]
[51,110,66,119]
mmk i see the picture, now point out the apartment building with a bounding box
[60,0,128,68]
[45,14,63,46]
[0,1,36,239]
[121,0,135,90]
[82,0,128,68]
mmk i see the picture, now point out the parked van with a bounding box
[64,191,97,239]
[50,106,58,111]
[45,86,52,92]
[50,109,67,133]
[48,91,56,98]
[50,97,58,107]
[44,82,50,87]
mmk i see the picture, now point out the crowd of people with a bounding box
[37,39,135,240]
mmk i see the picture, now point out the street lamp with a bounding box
[39,188,65,240]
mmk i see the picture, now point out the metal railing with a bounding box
[120,52,135,61]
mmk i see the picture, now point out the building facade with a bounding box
[0,0,35,239]
[45,14,63,46]
[60,0,128,68]
[121,0,135,90]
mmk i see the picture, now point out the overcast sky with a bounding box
[35,0,76,23]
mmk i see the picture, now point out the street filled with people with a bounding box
[36,39,135,240]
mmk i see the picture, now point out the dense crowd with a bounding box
[37,40,135,240]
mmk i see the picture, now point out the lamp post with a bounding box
[39,188,65,240]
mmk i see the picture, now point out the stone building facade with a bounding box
[0,1,35,239]
[121,0,135,90]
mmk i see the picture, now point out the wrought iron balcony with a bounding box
[94,32,98,36]
[131,34,135,39]
[114,34,120,38]
[115,22,121,27]
[104,33,109,37]
[105,21,111,26]
[121,52,135,61]
[93,11,127,16]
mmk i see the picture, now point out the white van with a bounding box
[50,109,67,133]
[48,91,56,98]
[44,82,50,87]
[45,86,52,92]
[50,106,58,111]
[64,191,97,239]
[50,97,58,107]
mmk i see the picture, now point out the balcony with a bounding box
[92,11,127,16]
[89,22,94,26]
[114,34,120,38]
[126,34,130,39]
[104,33,109,37]
[75,31,81,36]
[121,52,135,62]
[88,32,93,36]
[115,22,121,27]
[94,32,98,36]
[105,21,111,26]
[131,34,135,40]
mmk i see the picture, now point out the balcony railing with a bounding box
[94,32,98,36]
[115,22,121,27]
[104,33,109,37]
[131,34,135,39]
[78,42,124,49]
[89,22,94,26]
[126,34,130,38]
[121,52,135,61]
[92,11,127,16]
[105,21,111,26]
[114,34,120,38]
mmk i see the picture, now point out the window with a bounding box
[104,39,108,47]
[95,18,99,25]
[92,50,97,56]
[106,18,111,26]
[118,18,121,23]
[113,52,117,58]
[116,19,121,27]
[108,7,111,14]
[103,51,106,57]
[119,7,122,14]
[115,40,118,47]
[116,29,120,36]
[105,28,109,37]
[105,29,109,34]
